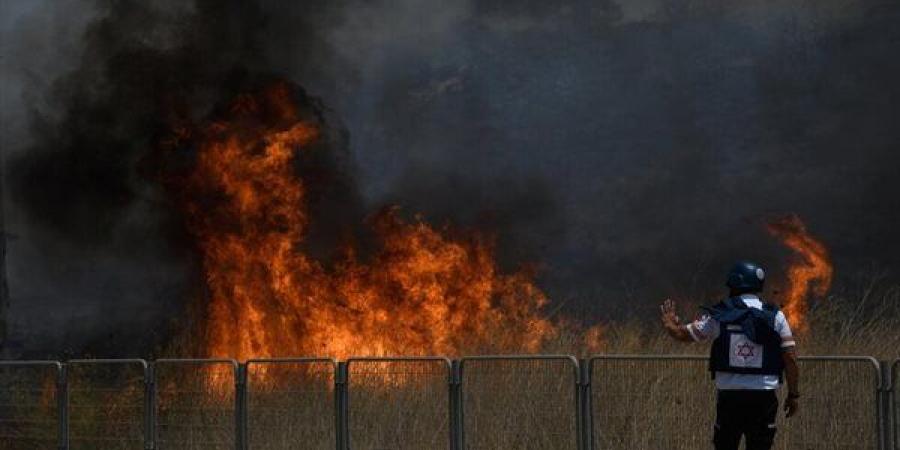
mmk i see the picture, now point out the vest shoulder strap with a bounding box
[699,301,725,316]
[727,296,749,309]
[702,297,751,324]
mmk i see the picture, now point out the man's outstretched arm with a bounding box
[783,348,800,418]
[660,299,694,342]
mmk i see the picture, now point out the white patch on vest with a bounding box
[756,268,765,280]
[729,333,763,369]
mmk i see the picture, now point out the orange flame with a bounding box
[167,82,559,361]
[766,214,833,332]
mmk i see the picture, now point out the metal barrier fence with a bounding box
[155,359,238,450]
[68,359,147,449]
[459,355,580,449]
[0,361,63,450]
[245,358,336,450]
[346,357,451,450]
[586,356,883,450]
[785,357,881,450]
[0,356,896,450]
[587,355,713,450]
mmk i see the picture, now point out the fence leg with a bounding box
[575,361,583,450]
[335,362,349,450]
[236,363,248,450]
[145,364,156,450]
[457,361,466,450]
[879,361,893,450]
[579,360,593,450]
[57,363,68,450]
[891,366,897,450]
[449,360,462,450]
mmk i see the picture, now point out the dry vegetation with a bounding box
[1,285,898,449]
[597,283,900,359]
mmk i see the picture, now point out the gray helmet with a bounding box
[726,261,765,293]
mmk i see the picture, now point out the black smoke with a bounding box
[2,0,899,356]
[2,0,362,356]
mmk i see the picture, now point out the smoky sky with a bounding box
[1,0,899,356]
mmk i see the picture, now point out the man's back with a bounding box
[687,294,796,390]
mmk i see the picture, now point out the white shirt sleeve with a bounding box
[687,314,720,342]
[775,312,796,348]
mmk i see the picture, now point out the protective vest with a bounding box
[701,297,784,379]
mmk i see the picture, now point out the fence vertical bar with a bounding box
[574,360,583,450]
[875,361,891,450]
[886,359,897,450]
[885,360,894,450]
[892,359,899,450]
[236,363,248,450]
[57,363,68,450]
[144,363,155,450]
[889,359,900,450]
[579,359,593,450]
[878,360,890,450]
[151,362,160,450]
[334,361,348,450]
[450,360,462,450]
[457,360,465,450]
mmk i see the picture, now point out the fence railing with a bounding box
[0,356,895,450]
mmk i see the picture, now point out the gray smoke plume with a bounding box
[1,0,899,356]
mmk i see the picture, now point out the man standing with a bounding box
[660,261,800,450]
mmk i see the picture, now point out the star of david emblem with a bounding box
[735,342,755,358]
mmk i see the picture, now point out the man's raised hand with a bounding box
[660,299,681,328]
[660,299,693,342]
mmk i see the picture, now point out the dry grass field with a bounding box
[1,285,898,449]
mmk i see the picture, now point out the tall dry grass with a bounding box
[591,282,900,359]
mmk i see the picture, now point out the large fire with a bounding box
[164,82,558,360]
[767,214,833,332]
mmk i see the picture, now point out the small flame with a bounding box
[766,214,833,332]
[582,325,605,354]
[164,82,561,362]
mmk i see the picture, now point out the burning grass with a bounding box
[162,81,562,362]
[157,80,835,372]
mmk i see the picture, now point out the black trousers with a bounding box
[714,390,779,450]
